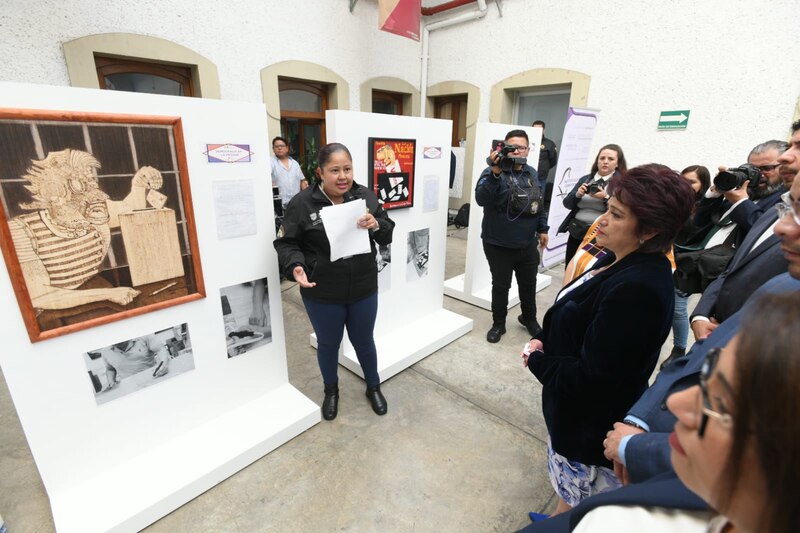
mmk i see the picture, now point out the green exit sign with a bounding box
[658,110,690,130]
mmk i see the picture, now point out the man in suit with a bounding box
[690,135,798,341]
[602,169,800,485]
[693,140,788,249]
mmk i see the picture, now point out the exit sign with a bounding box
[658,110,690,130]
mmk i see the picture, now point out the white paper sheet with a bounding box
[212,179,257,240]
[423,175,439,212]
[320,199,371,261]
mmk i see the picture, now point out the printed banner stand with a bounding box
[443,122,552,311]
[541,108,600,268]
[311,110,472,382]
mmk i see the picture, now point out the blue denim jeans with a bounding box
[302,291,380,388]
[672,288,690,350]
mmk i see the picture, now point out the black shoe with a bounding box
[365,385,387,415]
[517,315,542,337]
[322,383,339,421]
[660,347,686,370]
[486,325,506,343]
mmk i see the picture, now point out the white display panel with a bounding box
[444,122,552,310]
[0,82,318,533]
[314,110,473,381]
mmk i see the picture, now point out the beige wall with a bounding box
[260,61,350,145]
[63,33,221,98]
[426,81,480,210]
[360,77,420,116]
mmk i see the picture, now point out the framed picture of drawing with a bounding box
[368,137,416,210]
[0,108,205,342]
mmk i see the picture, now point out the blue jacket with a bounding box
[515,471,707,532]
[475,164,548,248]
[529,251,674,467]
[624,272,800,482]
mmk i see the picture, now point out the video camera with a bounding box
[486,141,528,172]
[713,164,762,193]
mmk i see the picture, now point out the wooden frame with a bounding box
[95,55,195,97]
[367,137,416,210]
[0,108,205,342]
[372,90,404,116]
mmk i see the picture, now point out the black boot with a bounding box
[322,383,339,421]
[365,385,387,415]
[660,346,686,370]
[517,314,542,337]
[486,323,506,343]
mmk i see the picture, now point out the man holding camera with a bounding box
[475,129,549,343]
[689,134,796,340]
[695,140,788,245]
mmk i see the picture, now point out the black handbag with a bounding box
[566,218,591,240]
[673,243,736,294]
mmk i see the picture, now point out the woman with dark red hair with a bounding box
[522,164,695,516]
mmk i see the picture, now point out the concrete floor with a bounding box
[0,227,679,532]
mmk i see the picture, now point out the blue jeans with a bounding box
[302,292,380,388]
[672,288,689,350]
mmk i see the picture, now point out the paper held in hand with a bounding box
[320,199,371,261]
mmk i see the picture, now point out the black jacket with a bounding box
[274,181,394,303]
[536,136,559,185]
[529,252,674,467]
[474,164,548,248]
[556,172,617,235]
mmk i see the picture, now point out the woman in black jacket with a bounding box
[523,165,695,515]
[557,144,628,265]
[274,143,395,421]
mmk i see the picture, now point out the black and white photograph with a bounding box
[220,277,273,358]
[376,243,392,292]
[84,323,195,406]
[406,228,430,281]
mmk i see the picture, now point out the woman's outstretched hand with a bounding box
[293,265,316,288]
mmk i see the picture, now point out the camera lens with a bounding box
[714,171,740,192]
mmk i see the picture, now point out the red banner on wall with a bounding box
[379,0,421,41]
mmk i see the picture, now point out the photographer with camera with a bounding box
[687,132,798,341]
[476,129,548,343]
[557,144,628,265]
[693,140,788,247]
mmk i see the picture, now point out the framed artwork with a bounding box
[0,108,205,342]
[368,137,416,210]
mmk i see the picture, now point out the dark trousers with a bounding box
[302,291,380,388]
[564,234,582,267]
[482,240,539,326]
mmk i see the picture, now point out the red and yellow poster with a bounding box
[368,138,416,210]
[378,0,421,41]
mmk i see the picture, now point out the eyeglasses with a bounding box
[698,347,734,438]
[776,191,800,225]
[509,145,529,152]
[273,144,287,149]
[756,163,781,173]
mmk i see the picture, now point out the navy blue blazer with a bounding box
[529,251,674,467]
[624,273,800,482]
[515,471,708,532]
[692,208,788,323]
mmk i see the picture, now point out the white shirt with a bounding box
[271,156,305,206]
[573,505,723,533]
